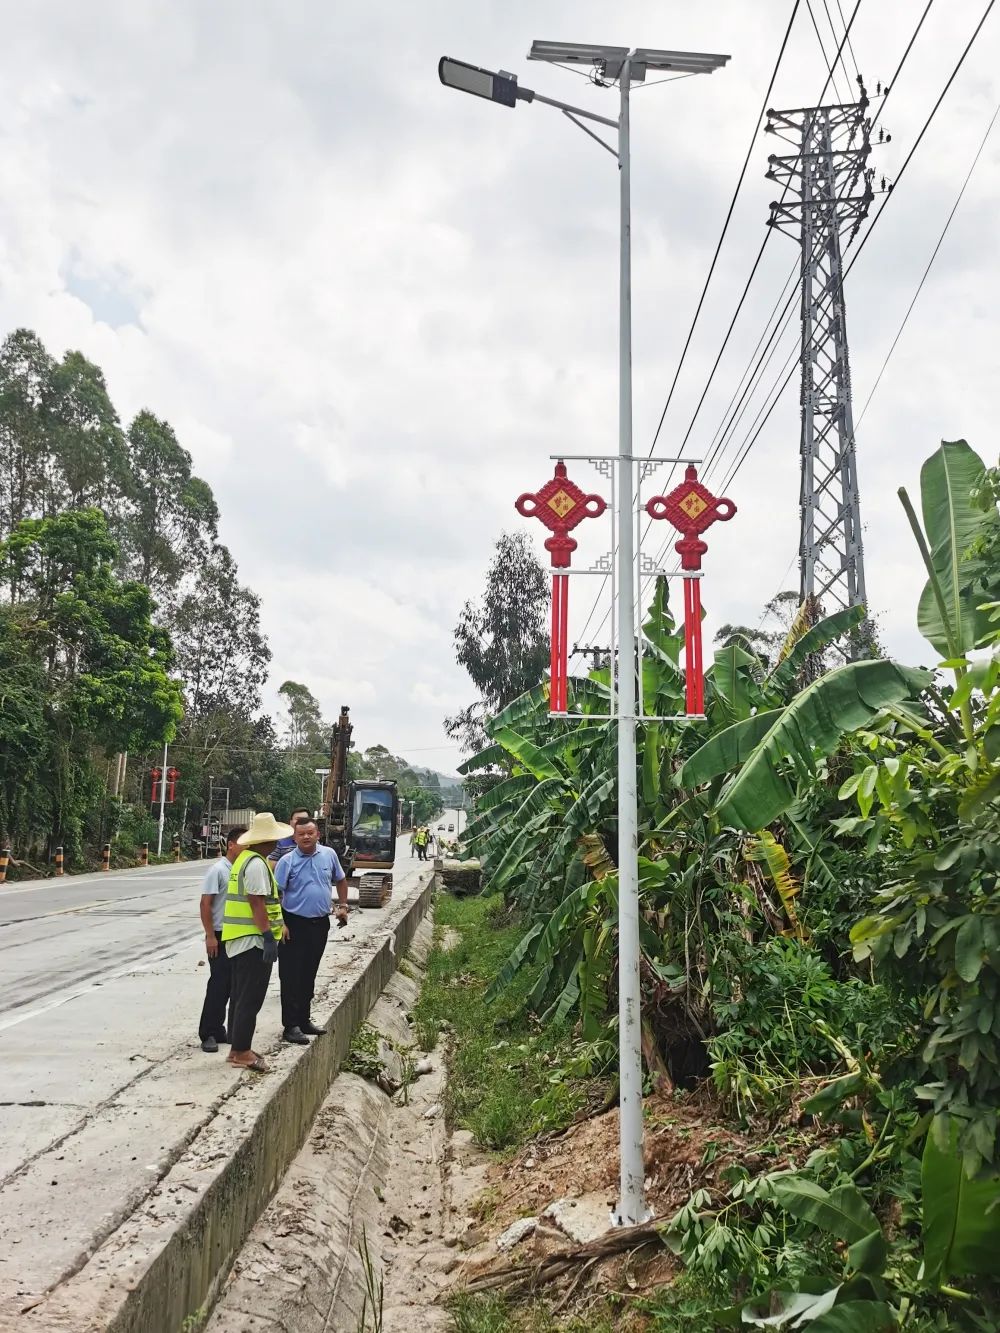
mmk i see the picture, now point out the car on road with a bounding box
[448,823,455,832]
[437,824,445,831]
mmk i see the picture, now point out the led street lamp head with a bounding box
[438,56,520,107]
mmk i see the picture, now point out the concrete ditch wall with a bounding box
[20,876,434,1333]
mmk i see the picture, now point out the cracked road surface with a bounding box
[0,841,429,1322]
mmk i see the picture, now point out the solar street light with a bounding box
[438,38,730,1231]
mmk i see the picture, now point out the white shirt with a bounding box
[201,858,230,932]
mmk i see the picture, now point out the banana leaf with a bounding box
[709,642,759,723]
[490,684,551,733]
[676,710,784,788]
[467,774,535,816]
[922,1118,1000,1282]
[716,660,931,831]
[486,811,553,895]
[916,440,993,655]
[483,921,544,1002]
[767,605,866,698]
[457,743,506,775]
[492,726,565,781]
[565,676,613,713]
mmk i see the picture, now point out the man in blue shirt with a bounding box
[268,808,311,866]
[274,817,348,1043]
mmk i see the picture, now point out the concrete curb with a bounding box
[24,874,434,1333]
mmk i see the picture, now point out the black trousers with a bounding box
[228,948,273,1052]
[198,931,231,1041]
[279,911,330,1031]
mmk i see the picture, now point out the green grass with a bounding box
[411,894,596,1152]
[446,1292,618,1333]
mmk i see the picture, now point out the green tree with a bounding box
[169,544,270,717]
[278,679,326,752]
[120,410,219,597]
[0,332,126,544]
[49,349,124,513]
[0,509,182,854]
[446,531,550,753]
[0,329,54,543]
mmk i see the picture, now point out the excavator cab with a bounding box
[349,782,398,870]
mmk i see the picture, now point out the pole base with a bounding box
[610,1202,654,1228]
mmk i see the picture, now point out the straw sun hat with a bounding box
[237,812,294,846]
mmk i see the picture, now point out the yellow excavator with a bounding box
[320,706,398,909]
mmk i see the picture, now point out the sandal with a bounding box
[228,1054,269,1072]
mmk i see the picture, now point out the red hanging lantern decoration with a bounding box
[645,465,736,716]
[516,461,606,714]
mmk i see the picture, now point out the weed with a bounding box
[398,1049,416,1106]
[447,1291,514,1333]
[342,1024,383,1082]
[357,1225,384,1333]
[444,1292,620,1333]
[411,895,606,1152]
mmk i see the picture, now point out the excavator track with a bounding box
[357,873,392,909]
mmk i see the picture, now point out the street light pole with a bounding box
[613,54,647,1228]
[439,39,728,1229]
[207,775,214,844]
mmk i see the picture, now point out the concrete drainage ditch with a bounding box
[206,911,491,1333]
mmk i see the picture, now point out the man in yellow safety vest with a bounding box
[222,811,293,1073]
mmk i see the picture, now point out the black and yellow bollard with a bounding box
[172,834,181,863]
[0,846,10,885]
[54,846,64,877]
[101,842,111,872]
[140,842,149,867]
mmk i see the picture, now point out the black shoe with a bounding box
[300,1021,326,1036]
[282,1026,310,1045]
[201,1036,219,1053]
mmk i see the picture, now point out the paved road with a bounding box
[0,836,432,1311]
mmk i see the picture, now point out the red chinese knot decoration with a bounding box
[516,461,606,714]
[645,465,736,715]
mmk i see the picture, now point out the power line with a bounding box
[852,99,1000,433]
[665,0,981,532]
[834,0,862,81]
[652,0,988,611]
[806,0,849,103]
[716,54,999,510]
[645,0,803,461]
[871,0,936,129]
[847,0,996,272]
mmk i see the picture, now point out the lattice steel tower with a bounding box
[765,97,874,617]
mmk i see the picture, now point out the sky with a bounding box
[0,1,997,768]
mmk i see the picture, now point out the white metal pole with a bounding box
[614,54,649,1229]
[156,742,168,857]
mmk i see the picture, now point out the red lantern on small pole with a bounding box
[645,465,736,715]
[516,461,606,714]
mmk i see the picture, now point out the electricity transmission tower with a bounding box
[765,95,874,622]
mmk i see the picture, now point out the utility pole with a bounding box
[765,94,873,629]
[207,775,214,843]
